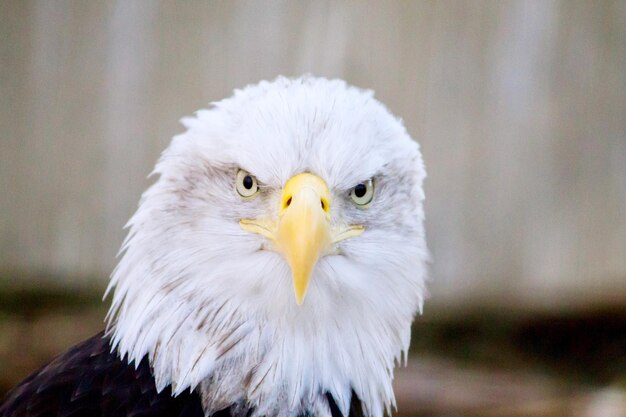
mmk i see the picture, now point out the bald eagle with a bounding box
[0,77,428,417]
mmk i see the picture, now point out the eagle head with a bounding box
[106,76,428,417]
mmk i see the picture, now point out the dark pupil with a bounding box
[243,175,254,190]
[354,183,367,198]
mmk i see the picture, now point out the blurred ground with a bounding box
[1,282,625,417]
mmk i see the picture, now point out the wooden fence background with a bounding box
[1,0,625,311]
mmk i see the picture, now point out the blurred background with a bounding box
[1,1,625,416]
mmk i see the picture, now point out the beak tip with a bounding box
[294,292,306,305]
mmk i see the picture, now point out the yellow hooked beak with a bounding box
[239,173,363,305]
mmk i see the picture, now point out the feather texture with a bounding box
[0,332,205,417]
[0,333,367,417]
[9,76,428,417]
[106,76,428,417]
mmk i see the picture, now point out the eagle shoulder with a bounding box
[1,332,365,417]
[0,332,205,417]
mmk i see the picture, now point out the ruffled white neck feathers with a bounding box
[105,76,428,417]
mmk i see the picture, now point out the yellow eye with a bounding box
[350,178,374,207]
[236,169,259,198]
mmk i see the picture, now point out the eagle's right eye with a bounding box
[236,169,259,198]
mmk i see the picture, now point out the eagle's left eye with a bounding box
[350,178,375,207]
[236,169,259,198]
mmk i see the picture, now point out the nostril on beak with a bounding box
[320,197,329,213]
[284,196,292,209]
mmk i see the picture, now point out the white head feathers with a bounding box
[106,76,428,417]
